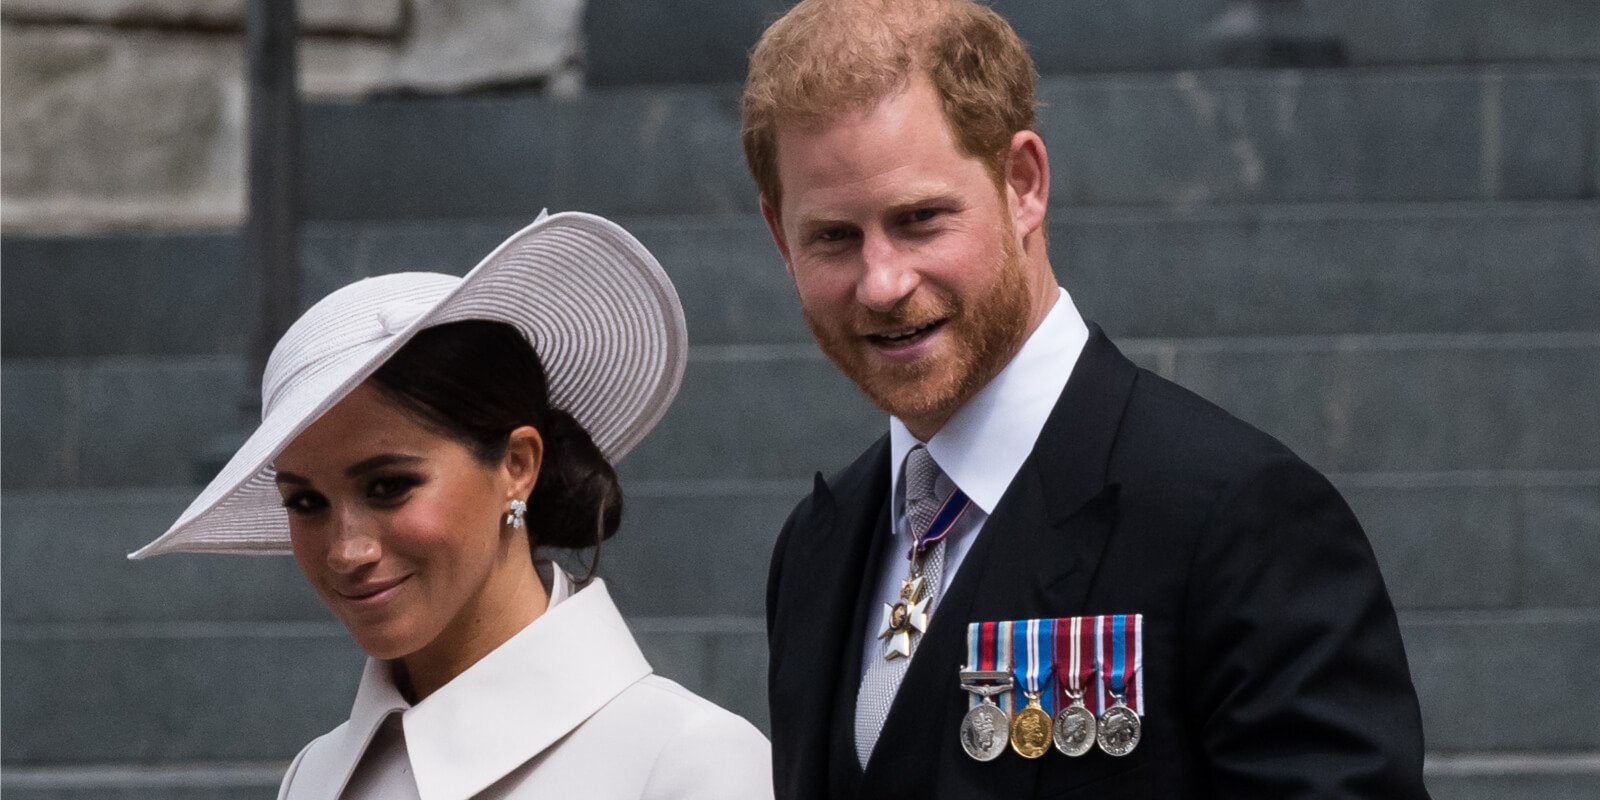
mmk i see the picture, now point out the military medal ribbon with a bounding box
[958,621,1014,762]
[1094,614,1144,756]
[1008,618,1056,758]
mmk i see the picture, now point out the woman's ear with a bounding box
[501,425,544,500]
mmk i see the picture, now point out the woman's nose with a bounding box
[326,515,381,573]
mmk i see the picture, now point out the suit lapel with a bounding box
[857,325,1139,796]
[768,437,890,798]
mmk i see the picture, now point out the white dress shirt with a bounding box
[859,287,1089,676]
[280,563,773,800]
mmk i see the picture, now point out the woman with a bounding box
[131,212,773,798]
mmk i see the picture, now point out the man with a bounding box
[742,1,1431,797]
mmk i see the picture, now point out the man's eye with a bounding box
[910,208,939,222]
[816,227,852,243]
[281,491,327,515]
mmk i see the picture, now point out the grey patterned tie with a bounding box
[855,445,952,767]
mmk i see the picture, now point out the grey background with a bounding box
[4,1,1599,797]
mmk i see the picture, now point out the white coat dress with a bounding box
[276,569,773,800]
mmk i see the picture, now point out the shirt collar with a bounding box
[890,287,1089,513]
[340,568,651,800]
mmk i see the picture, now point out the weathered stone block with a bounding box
[603,483,801,618]
[1402,613,1600,750]
[1340,485,1518,611]
[618,353,883,482]
[2,631,361,762]
[1041,70,1585,206]
[79,356,249,487]
[1173,341,1600,473]
[1425,771,1600,800]
[1306,0,1600,64]
[0,363,80,490]
[1,490,325,624]
[2,0,404,37]
[1521,487,1600,608]
[386,0,583,93]
[1,27,244,230]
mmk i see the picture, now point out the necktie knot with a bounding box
[904,445,949,540]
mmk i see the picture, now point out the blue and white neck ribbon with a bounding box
[904,487,973,559]
[1009,618,1056,716]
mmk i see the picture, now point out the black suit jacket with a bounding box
[766,326,1429,799]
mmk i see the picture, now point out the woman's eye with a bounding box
[368,476,421,503]
[281,491,327,515]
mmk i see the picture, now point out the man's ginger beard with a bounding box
[802,226,1031,427]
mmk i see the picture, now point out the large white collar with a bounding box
[313,569,651,800]
[890,287,1089,513]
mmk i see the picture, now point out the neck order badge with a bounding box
[876,486,971,660]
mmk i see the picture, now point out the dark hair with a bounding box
[369,320,623,557]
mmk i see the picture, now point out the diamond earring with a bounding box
[504,498,527,529]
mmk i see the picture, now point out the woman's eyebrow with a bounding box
[345,453,424,478]
[274,470,310,486]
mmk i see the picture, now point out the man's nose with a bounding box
[326,513,381,573]
[855,234,918,312]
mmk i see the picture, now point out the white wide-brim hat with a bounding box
[130,211,686,559]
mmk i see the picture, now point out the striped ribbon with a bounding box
[1008,618,1056,716]
[964,620,1013,710]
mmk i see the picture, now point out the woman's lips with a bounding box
[335,575,410,609]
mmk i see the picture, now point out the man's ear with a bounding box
[1004,130,1050,241]
[760,195,797,278]
[501,425,544,502]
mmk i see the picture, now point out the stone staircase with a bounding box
[4,3,1599,798]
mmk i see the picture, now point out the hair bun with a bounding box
[528,408,623,551]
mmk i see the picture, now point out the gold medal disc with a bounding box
[1009,698,1053,758]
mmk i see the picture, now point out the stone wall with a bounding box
[0,0,585,233]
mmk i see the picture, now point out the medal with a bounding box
[1008,619,1055,759]
[876,486,971,661]
[1052,615,1097,756]
[959,621,1013,761]
[1096,698,1141,757]
[1095,614,1144,756]
[1010,692,1053,758]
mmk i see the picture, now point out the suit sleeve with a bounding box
[1183,455,1430,798]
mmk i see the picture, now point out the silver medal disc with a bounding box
[959,703,1011,762]
[1096,703,1142,757]
[1052,703,1097,757]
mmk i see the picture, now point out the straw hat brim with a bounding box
[130,212,686,559]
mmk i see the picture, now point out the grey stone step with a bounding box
[582,0,1600,85]
[5,762,1596,800]
[5,478,1596,627]
[5,334,1596,491]
[1426,758,1600,800]
[2,787,274,800]
[297,67,1599,220]
[6,202,1598,358]
[0,484,798,624]
[1,621,765,764]
[4,612,1592,762]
